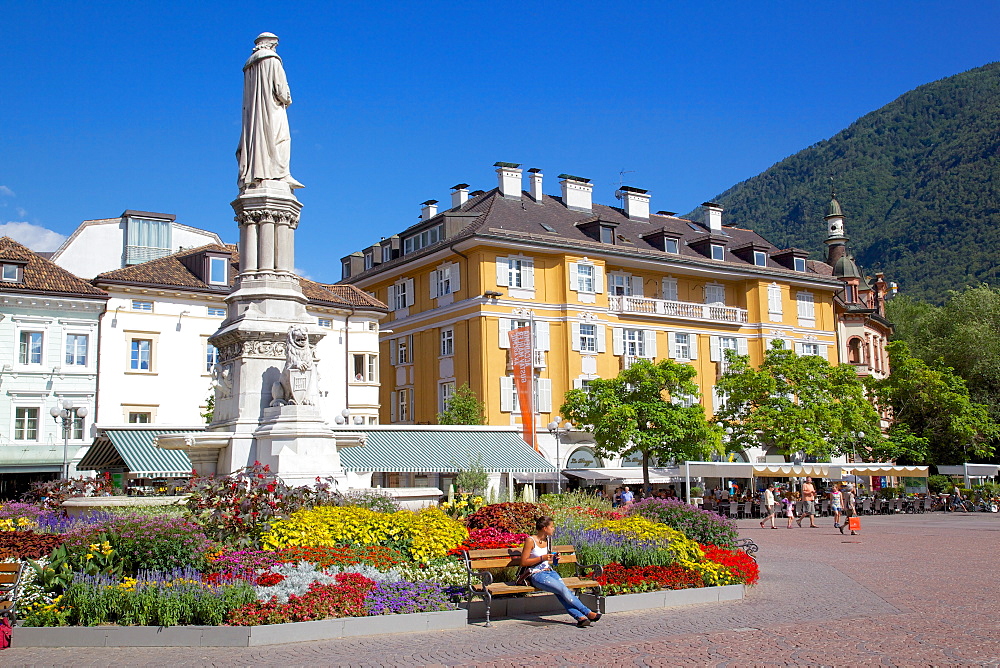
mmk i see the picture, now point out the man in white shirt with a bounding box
[760,483,778,529]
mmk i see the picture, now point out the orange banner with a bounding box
[508,326,538,451]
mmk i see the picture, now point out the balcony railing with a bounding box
[608,295,748,324]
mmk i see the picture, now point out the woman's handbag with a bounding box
[514,566,532,586]
[848,516,861,531]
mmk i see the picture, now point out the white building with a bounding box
[92,243,386,428]
[50,210,223,279]
[0,237,108,496]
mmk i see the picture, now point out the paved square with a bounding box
[7,513,1000,666]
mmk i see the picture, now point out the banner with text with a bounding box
[508,326,538,451]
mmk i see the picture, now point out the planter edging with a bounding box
[14,609,469,648]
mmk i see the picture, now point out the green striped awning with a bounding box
[78,430,194,477]
[339,429,556,474]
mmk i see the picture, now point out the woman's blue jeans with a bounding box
[530,569,591,620]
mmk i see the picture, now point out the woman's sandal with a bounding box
[590,613,602,623]
[577,618,592,628]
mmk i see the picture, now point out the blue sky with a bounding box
[3,0,1000,282]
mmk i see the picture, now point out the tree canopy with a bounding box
[714,341,882,461]
[437,384,486,425]
[865,341,998,465]
[560,358,721,489]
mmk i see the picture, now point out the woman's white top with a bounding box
[528,538,552,574]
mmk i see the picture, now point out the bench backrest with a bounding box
[465,545,579,570]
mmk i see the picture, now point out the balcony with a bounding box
[608,295,748,324]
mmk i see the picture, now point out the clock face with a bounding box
[830,221,843,234]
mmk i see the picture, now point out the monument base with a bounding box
[252,404,359,488]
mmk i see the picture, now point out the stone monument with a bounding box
[158,33,359,486]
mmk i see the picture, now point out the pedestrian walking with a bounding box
[620,486,634,507]
[830,483,844,529]
[783,490,798,529]
[840,484,858,535]
[760,483,778,529]
[798,477,819,528]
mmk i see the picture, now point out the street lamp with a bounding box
[333,409,351,425]
[50,400,88,480]
[547,417,572,494]
[850,431,865,465]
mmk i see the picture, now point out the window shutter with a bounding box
[404,278,415,306]
[631,276,644,297]
[688,333,699,360]
[768,284,782,314]
[498,319,512,349]
[430,270,439,300]
[522,257,535,289]
[737,338,749,356]
[705,284,725,305]
[662,277,678,301]
[794,342,803,355]
[593,266,604,293]
[710,336,721,362]
[388,284,398,310]
[819,344,829,361]
[450,262,460,292]
[390,392,397,422]
[496,257,509,287]
[569,263,579,292]
[390,339,399,366]
[537,378,552,413]
[571,322,581,351]
[536,322,550,351]
[643,330,657,358]
[596,325,607,352]
[500,377,514,412]
[573,379,584,390]
[612,327,624,355]
[711,386,721,416]
[667,332,677,359]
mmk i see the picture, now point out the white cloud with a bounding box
[294,267,314,281]
[15,207,27,218]
[0,186,14,197]
[0,222,67,252]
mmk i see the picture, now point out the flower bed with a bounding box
[0,472,759,632]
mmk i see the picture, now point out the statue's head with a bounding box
[254,32,279,50]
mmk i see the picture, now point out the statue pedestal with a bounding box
[253,405,360,487]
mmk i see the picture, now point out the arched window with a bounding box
[566,447,604,469]
[847,337,865,364]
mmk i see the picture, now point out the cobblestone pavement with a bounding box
[7,513,1000,667]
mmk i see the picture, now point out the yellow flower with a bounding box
[85,553,94,560]
[88,543,100,551]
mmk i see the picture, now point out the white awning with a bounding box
[833,464,929,478]
[937,464,999,477]
[598,468,682,484]
[682,462,830,478]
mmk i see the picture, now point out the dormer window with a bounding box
[753,251,768,267]
[711,244,725,261]
[1,263,22,282]
[600,226,615,244]
[794,257,807,272]
[364,250,374,270]
[577,217,619,244]
[772,248,810,272]
[665,238,679,254]
[208,257,228,285]
[342,259,351,279]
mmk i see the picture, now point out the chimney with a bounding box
[528,168,544,203]
[451,184,469,209]
[494,162,523,199]
[618,186,650,220]
[559,174,593,212]
[421,200,438,221]
[703,202,723,232]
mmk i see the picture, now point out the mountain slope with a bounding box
[687,62,1000,303]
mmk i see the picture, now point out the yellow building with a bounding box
[340,164,841,466]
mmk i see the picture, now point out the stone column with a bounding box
[258,217,276,272]
[240,219,259,273]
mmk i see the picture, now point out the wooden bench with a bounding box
[461,545,603,626]
[0,562,25,623]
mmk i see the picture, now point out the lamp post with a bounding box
[547,417,571,494]
[333,408,363,426]
[50,400,88,480]
[850,431,865,465]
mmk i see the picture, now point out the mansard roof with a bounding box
[0,237,108,298]
[343,188,841,286]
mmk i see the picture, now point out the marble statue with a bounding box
[270,326,315,406]
[237,32,304,191]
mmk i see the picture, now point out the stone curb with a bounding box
[463,584,744,620]
[14,609,468,647]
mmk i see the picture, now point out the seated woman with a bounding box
[520,516,602,627]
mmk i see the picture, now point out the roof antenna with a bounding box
[613,169,635,200]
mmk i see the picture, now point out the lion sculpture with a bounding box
[270,326,315,406]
